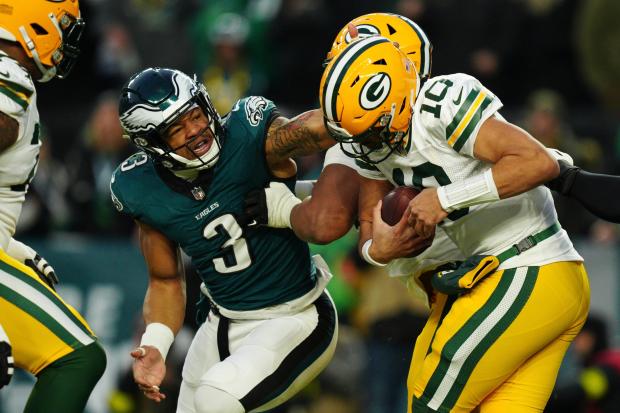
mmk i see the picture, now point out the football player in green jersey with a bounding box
[0,1,106,412]
[112,67,338,413]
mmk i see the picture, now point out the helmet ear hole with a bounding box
[30,23,48,35]
[398,97,407,115]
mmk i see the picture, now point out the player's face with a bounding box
[164,107,215,160]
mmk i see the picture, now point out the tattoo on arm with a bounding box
[0,111,18,152]
[266,112,326,163]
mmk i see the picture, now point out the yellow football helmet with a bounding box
[325,13,432,81]
[320,36,418,163]
[0,0,85,82]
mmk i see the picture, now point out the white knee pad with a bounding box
[194,384,244,413]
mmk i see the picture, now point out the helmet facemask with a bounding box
[326,102,409,164]
[16,10,85,82]
[120,69,225,172]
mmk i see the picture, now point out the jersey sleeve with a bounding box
[109,154,147,218]
[417,74,503,157]
[0,58,34,121]
[230,96,279,143]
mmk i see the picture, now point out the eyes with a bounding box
[166,108,207,139]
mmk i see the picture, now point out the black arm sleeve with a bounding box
[567,170,620,223]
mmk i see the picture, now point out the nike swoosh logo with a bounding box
[452,88,463,105]
[0,69,9,78]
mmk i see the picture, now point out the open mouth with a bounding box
[190,135,213,157]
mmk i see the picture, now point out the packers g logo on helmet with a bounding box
[320,36,418,164]
[326,13,432,81]
[0,0,85,82]
[360,73,391,110]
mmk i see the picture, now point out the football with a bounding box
[381,186,419,226]
[381,186,434,256]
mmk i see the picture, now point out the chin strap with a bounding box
[18,25,56,82]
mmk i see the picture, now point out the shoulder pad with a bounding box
[230,96,276,128]
[416,74,502,154]
[0,55,35,117]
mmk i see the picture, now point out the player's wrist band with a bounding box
[361,239,387,267]
[437,169,499,212]
[140,322,174,361]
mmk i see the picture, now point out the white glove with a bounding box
[265,182,302,228]
[6,238,59,289]
[546,148,574,165]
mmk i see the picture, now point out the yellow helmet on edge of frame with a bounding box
[320,36,419,163]
[326,12,432,80]
[0,0,85,82]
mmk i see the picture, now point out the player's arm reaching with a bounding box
[408,116,559,237]
[264,109,336,177]
[131,221,186,403]
[546,159,620,223]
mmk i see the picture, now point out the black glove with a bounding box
[545,160,581,196]
[240,188,268,228]
[6,239,59,291]
[0,340,13,390]
[26,254,59,291]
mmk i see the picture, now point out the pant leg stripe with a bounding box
[0,259,94,338]
[0,271,95,346]
[426,294,457,357]
[240,292,337,410]
[423,267,538,410]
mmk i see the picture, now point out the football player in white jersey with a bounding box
[251,14,620,252]
[314,37,589,412]
[0,1,106,411]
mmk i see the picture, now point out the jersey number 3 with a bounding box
[204,214,252,273]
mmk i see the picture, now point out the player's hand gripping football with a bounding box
[6,238,59,290]
[407,188,448,238]
[131,345,167,402]
[370,200,432,263]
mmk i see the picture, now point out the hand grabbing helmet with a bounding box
[119,67,224,171]
[325,13,432,81]
[320,36,418,164]
[0,0,85,82]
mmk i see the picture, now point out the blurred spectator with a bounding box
[16,137,71,237]
[547,314,620,413]
[521,89,604,237]
[95,23,141,89]
[576,0,620,112]
[266,0,334,112]
[200,12,267,114]
[65,91,136,236]
[348,249,429,413]
[524,89,603,171]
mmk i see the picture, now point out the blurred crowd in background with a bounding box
[5,0,620,412]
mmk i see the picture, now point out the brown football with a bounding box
[381,186,419,226]
[381,186,434,256]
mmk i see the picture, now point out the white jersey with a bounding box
[343,73,582,273]
[0,52,40,249]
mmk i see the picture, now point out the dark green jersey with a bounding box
[111,97,316,311]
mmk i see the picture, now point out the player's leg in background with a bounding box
[409,261,589,412]
[0,251,106,412]
[24,341,106,413]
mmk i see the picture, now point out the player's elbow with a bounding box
[304,208,353,244]
[536,148,560,182]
